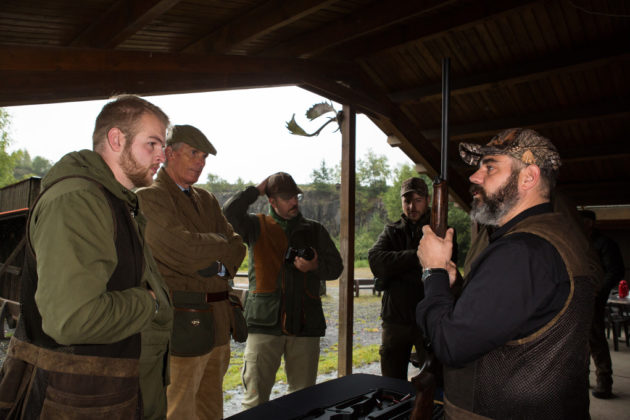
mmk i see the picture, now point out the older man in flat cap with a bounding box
[137,125,246,420]
[416,128,598,419]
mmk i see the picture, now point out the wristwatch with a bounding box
[421,268,448,282]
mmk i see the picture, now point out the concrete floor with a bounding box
[589,335,630,420]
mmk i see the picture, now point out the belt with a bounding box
[171,290,229,305]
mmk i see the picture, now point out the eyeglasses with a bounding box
[275,193,303,201]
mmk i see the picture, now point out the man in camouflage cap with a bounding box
[137,124,246,419]
[416,128,598,418]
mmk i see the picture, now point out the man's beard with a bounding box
[120,142,153,188]
[469,170,520,226]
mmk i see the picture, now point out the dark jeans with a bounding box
[589,294,613,387]
[379,322,425,380]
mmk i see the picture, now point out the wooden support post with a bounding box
[338,104,356,376]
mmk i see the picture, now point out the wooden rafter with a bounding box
[419,100,630,140]
[389,41,630,104]
[260,0,455,58]
[324,0,537,59]
[70,0,181,48]
[183,0,337,54]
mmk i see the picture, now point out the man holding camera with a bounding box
[223,172,343,409]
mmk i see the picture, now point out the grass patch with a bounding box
[223,344,380,392]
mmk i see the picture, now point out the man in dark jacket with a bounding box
[579,209,625,399]
[223,172,343,409]
[368,177,456,380]
[417,128,599,419]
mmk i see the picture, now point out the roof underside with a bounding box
[1,0,629,209]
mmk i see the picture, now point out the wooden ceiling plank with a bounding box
[388,41,630,104]
[183,0,337,54]
[260,0,455,58]
[324,0,538,59]
[70,0,181,48]
[419,100,630,140]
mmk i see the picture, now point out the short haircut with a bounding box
[509,155,556,200]
[92,94,170,151]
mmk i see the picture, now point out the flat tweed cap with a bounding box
[459,128,561,171]
[401,177,428,197]
[266,172,302,197]
[167,124,217,155]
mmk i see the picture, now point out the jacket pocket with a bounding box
[244,292,280,328]
[171,305,214,357]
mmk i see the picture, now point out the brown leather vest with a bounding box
[444,213,599,420]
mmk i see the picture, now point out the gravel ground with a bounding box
[224,280,387,418]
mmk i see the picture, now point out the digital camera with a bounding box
[284,247,315,263]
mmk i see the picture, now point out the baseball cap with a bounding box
[400,177,428,197]
[266,172,302,197]
[167,125,217,155]
[459,128,561,171]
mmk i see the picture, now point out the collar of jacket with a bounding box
[490,202,553,242]
[270,206,303,233]
[397,210,431,229]
[41,149,139,212]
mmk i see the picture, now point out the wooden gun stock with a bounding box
[410,371,437,420]
[430,179,448,239]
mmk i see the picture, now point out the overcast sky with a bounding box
[5,86,412,185]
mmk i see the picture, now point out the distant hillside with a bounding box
[213,189,342,237]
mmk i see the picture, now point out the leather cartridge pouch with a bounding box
[228,294,248,343]
[170,291,215,357]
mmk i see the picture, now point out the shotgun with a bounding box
[411,57,450,420]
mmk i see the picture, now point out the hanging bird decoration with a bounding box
[286,101,343,137]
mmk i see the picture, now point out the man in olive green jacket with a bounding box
[137,125,246,420]
[223,172,343,409]
[0,95,173,419]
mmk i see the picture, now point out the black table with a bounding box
[226,373,417,420]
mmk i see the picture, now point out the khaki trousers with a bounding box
[166,343,230,420]
[241,333,320,409]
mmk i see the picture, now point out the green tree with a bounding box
[206,172,230,191]
[11,149,53,180]
[0,109,16,187]
[356,149,389,196]
[310,159,337,192]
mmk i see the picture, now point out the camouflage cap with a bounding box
[266,172,303,197]
[167,124,217,155]
[400,177,428,197]
[459,128,561,171]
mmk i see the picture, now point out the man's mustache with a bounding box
[470,185,484,196]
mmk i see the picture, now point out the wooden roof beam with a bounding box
[419,100,630,140]
[260,0,455,59]
[0,45,354,75]
[557,181,630,206]
[389,41,630,104]
[183,0,337,54]
[325,0,537,60]
[0,46,356,106]
[70,0,180,48]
